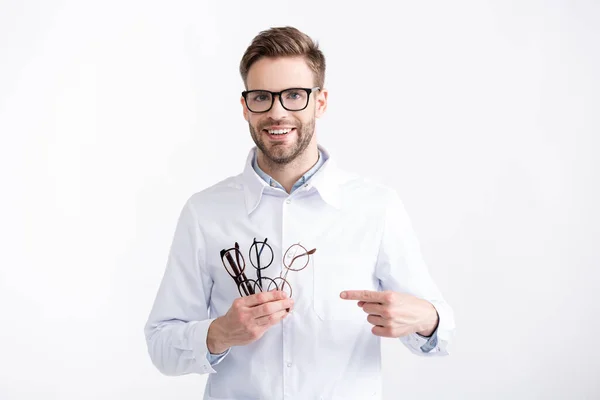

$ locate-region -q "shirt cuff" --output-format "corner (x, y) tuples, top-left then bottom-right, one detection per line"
(206, 348), (230, 365)
(415, 327), (439, 353)
(401, 329), (447, 356)
(399, 299), (453, 356)
(188, 318), (222, 374)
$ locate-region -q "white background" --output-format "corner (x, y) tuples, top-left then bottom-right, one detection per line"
(1, 1), (599, 399)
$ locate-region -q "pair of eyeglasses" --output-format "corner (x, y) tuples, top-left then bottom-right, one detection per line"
(241, 87), (320, 113)
(220, 238), (316, 298)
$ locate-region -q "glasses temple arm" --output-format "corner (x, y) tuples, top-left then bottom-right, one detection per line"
(224, 251), (253, 296)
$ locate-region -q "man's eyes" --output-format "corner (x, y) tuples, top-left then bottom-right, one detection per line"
(252, 94), (270, 102)
(250, 91), (304, 102)
(285, 91), (302, 99)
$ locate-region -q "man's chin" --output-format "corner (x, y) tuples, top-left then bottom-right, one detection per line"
(266, 153), (294, 165)
(263, 148), (298, 165)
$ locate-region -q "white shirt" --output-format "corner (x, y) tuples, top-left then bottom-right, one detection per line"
(144, 145), (455, 400)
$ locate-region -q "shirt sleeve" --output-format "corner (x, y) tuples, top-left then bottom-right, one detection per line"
(375, 189), (456, 356)
(144, 197), (229, 375)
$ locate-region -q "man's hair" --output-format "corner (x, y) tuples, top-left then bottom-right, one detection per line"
(239, 26), (326, 89)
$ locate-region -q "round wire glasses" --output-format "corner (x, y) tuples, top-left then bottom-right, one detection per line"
(220, 238), (316, 298)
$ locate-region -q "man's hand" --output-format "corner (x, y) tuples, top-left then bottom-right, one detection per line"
(207, 290), (293, 354)
(340, 290), (438, 338)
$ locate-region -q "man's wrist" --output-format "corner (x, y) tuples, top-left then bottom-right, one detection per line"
(416, 301), (439, 337)
(207, 317), (230, 354)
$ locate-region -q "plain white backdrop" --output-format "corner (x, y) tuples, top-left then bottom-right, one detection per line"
(1, 0), (599, 399)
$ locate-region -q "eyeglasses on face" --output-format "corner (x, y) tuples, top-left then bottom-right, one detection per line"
(241, 87), (320, 113)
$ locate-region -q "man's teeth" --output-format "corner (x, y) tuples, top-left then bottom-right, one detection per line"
(268, 128), (293, 135)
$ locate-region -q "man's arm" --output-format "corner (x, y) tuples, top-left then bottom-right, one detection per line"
(373, 189), (455, 356)
(143, 198), (228, 376)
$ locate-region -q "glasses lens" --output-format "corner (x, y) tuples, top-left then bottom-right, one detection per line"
(237, 278), (254, 297)
(222, 248), (245, 278)
(246, 91), (272, 112)
(271, 277), (292, 298)
(281, 89), (308, 111)
(283, 244), (315, 272)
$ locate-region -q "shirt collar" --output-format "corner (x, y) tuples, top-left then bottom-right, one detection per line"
(252, 147), (326, 192)
(241, 144), (343, 215)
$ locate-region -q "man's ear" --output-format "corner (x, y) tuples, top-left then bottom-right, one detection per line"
(241, 96), (249, 121)
(315, 88), (328, 119)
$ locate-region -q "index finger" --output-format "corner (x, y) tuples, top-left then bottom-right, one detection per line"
(340, 290), (387, 303)
(242, 290), (288, 307)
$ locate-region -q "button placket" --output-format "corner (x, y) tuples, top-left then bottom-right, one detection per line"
(281, 196), (291, 399)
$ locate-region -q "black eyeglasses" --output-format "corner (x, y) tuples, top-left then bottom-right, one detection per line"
(241, 87), (320, 113)
(220, 238), (316, 298)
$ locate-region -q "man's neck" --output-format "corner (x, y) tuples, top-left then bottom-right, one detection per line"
(257, 147), (319, 193)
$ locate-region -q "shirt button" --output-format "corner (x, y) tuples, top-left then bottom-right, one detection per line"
(285, 199), (291, 204)
(287, 363), (292, 367)
(270, 181), (277, 187)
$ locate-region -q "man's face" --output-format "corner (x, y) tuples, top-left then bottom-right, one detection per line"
(241, 56), (327, 165)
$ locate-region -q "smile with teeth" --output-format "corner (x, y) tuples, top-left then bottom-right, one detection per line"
(267, 128), (294, 135)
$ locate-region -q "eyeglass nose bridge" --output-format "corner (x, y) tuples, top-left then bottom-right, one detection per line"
(271, 92), (288, 113)
(257, 90), (293, 114)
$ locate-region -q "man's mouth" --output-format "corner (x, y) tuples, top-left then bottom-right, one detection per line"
(262, 127), (296, 136)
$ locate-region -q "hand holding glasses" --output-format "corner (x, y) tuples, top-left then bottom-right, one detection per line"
(208, 239), (316, 354)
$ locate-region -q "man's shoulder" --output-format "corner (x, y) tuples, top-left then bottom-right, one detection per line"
(334, 166), (399, 204)
(185, 173), (245, 207)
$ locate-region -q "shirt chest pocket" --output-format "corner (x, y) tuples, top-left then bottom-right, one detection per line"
(311, 254), (379, 321)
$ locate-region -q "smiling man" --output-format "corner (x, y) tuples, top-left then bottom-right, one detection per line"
(242, 54), (325, 193)
(144, 26), (455, 400)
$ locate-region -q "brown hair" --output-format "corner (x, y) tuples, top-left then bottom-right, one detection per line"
(239, 26), (326, 89)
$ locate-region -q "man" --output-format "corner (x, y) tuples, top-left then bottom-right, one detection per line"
(144, 26), (455, 399)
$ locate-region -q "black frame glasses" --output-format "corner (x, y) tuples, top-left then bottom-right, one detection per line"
(241, 87), (320, 113)
(220, 238), (316, 298)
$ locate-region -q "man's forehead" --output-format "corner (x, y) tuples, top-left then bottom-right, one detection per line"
(246, 56), (314, 90)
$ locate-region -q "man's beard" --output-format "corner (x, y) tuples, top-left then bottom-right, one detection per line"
(249, 117), (315, 165)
